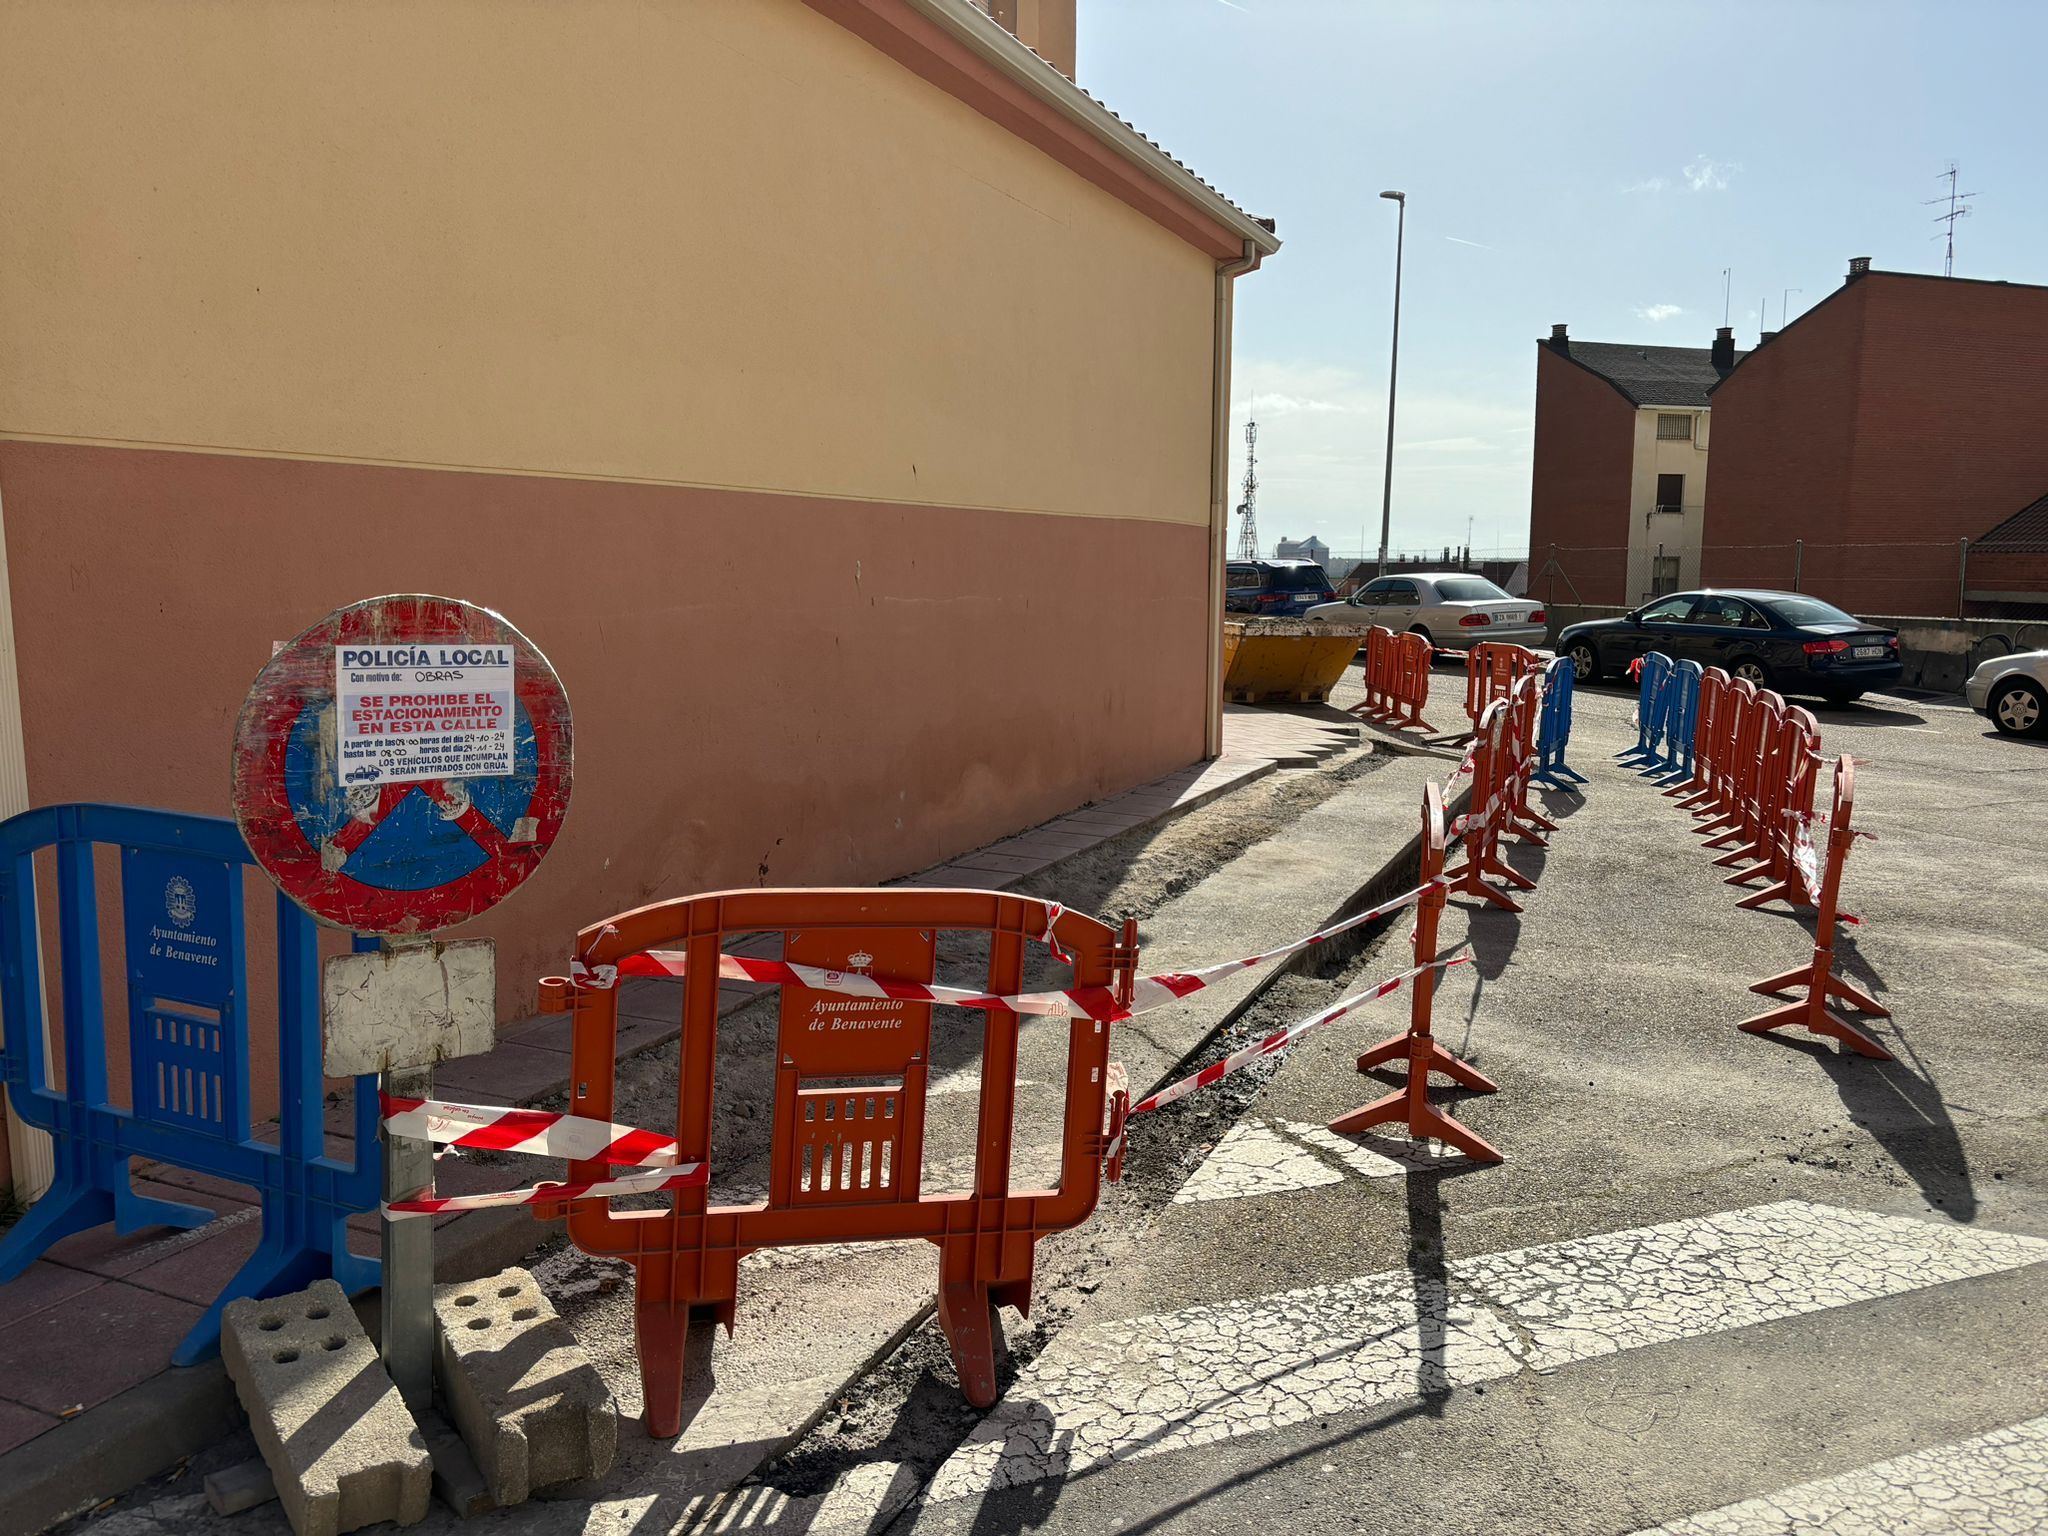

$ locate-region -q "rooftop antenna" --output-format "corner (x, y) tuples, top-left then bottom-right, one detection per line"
(1926, 161), (1976, 277)
(1721, 268), (1732, 327)
(1235, 419), (1260, 561)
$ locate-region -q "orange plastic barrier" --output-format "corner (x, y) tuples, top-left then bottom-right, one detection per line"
(1463, 642), (1541, 731)
(1446, 694), (1536, 912)
(1666, 665), (1728, 804)
(1505, 671), (1558, 844)
(1330, 779), (1502, 1162)
(1688, 674), (1755, 832)
(1703, 688), (1780, 856)
(1726, 707), (1821, 909)
(1740, 758), (1891, 1058)
(536, 889), (1137, 1435)
(1350, 627), (1437, 734)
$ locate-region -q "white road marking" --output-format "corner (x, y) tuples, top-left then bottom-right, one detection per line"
(922, 1200), (2048, 1503)
(1174, 1119), (1466, 1204)
(1627, 1414), (2048, 1534)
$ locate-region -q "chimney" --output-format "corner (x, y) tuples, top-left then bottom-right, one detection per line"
(1710, 326), (1735, 369)
(982, 0), (1077, 78)
(1846, 256), (1872, 283)
(1759, 330), (1779, 344)
(1548, 323), (1570, 355)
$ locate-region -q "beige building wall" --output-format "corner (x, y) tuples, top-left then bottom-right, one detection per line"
(0, 0), (1214, 528)
(1625, 408), (1712, 602)
(0, 0), (1262, 1144)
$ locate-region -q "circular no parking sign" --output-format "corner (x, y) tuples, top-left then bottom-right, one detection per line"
(232, 594), (573, 933)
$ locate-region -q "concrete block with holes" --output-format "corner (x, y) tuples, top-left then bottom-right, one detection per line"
(432, 1267), (617, 1505)
(220, 1279), (432, 1536)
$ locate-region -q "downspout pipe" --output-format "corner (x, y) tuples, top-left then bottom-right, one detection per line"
(1206, 237), (1266, 758)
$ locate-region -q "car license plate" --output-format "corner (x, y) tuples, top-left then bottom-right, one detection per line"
(1853, 645), (1885, 659)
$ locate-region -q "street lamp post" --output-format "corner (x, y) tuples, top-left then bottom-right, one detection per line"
(1376, 190), (1406, 577)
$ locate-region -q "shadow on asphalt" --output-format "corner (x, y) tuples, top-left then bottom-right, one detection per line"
(1045, 1161), (1491, 1536)
(1753, 1031), (1978, 1223)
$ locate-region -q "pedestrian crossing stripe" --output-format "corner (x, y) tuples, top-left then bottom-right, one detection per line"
(923, 1200), (2048, 1505)
(1625, 1413), (2048, 1535)
(1174, 1118), (1468, 1204)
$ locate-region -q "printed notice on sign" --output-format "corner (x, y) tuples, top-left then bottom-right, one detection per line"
(335, 645), (516, 787)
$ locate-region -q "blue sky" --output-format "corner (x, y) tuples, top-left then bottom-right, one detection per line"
(1078, 0), (2045, 562)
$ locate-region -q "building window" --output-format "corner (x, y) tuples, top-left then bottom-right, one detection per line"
(1655, 473), (1685, 514)
(1657, 413), (1692, 442)
(1650, 555), (1681, 596)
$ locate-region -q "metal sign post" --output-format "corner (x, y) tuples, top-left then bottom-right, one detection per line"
(232, 594), (573, 1411)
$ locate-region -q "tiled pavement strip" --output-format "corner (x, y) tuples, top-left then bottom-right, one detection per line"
(0, 706), (1357, 1473)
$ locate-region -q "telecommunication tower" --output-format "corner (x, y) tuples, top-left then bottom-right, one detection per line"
(1234, 419), (1260, 562)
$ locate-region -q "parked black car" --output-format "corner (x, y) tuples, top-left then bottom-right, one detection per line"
(1557, 589), (1902, 704)
(1224, 558), (1337, 617)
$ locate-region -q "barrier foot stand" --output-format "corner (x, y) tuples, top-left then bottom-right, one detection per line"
(1694, 807), (1741, 834)
(1738, 990), (1893, 1060)
(1448, 862), (1528, 911)
(1750, 962), (1887, 1017)
(1720, 858), (1772, 886)
(1515, 798), (1560, 834)
(938, 1280), (1007, 1410)
(1354, 1029), (1500, 1094)
(1712, 840), (1769, 871)
(1735, 876), (1807, 911)
(1331, 1041), (1503, 1164)
(1663, 774), (1709, 800)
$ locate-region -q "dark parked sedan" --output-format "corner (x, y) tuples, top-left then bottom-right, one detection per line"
(1557, 589), (1902, 704)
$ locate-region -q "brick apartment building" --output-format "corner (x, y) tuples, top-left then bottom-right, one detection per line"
(1526, 325), (1743, 606)
(1703, 259), (2048, 616)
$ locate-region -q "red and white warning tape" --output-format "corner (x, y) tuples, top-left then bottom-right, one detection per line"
(384, 1161), (708, 1219)
(380, 1093), (687, 1168)
(567, 877), (1447, 1026)
(1129, 953), (1471, 1116)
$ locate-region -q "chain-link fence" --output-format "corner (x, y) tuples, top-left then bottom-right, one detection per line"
(1530, 539), (1995, 620)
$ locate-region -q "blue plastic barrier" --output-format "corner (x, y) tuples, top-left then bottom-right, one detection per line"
(1618, 651), (1674, 767)
(1655, 661), (1704, 783)
(0, 804), (378, 1364)
(1533, 655), (1587, 788)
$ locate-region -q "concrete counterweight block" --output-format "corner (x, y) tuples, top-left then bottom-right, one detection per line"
(433, 1267), (618, 1506)
(221, 1280), (432, 1536)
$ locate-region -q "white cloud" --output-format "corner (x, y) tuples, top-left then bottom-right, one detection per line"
(1683, 155), (1737, 191)
(1635, 304), (1684, 322)
(1624, 156), (1739, 195)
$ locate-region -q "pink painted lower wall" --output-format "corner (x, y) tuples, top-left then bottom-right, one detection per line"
(0, 441), (1212, 1117)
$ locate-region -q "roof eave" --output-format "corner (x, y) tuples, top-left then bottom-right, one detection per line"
(820, 0), (1279, 261)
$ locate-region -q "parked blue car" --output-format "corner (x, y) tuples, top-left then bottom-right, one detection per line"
(1557, 589), (1902, 704)
(1224, 559), (1336, 617)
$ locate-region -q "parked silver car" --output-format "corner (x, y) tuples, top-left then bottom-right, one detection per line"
(1965, 649), (2048, 736)
(1305, 572), (1545, 649)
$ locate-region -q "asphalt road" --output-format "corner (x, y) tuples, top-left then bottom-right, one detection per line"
(73, 674), (2047, 1536)
(892, 674), (2048, 1536)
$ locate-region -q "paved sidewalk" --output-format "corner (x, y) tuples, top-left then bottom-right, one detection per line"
(0, 702), (1354, 1526)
